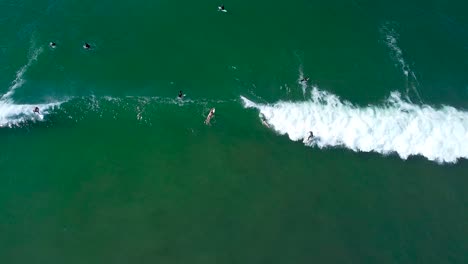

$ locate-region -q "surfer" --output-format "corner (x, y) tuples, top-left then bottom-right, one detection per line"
(33, 107), (40, 114)
(205, 108), (215, 125)
(218, 5), (226, 11)
(260, 114), (270, 128)
(83, 43), (91, 50)
(178, 90), (184, 99)
(49, 42), (56, 48)
(300, 77), (310, 83)
(307, 131), (314, 141)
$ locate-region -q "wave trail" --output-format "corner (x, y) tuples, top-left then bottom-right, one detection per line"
(381, 23), (422, 102)
(0, 43), (62, 128)
(241, 88), (468, 163)
(1, 46), (43, 101)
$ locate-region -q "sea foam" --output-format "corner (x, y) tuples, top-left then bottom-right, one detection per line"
(0, 45), (63, 127)
(0, 101), (60, 127)
(241, 88), (468, 163)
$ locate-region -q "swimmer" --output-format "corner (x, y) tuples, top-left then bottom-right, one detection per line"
(49, 42), (56, 48)
(83, 43), (91, 50)
(205, 108), (215, 125)
(178, 90), (184, 99)
(33, 107), (40, 114)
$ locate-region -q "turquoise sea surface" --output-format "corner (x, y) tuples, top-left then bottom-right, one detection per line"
(1, 0), (467, 263)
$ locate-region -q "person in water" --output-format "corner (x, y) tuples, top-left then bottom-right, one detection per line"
(83, 43), (91, 49)
(33, 107), (40, 114)
(301, 77), (310, 83)
(307, 131), (314, 141)
(219, 5), (225, 11)
(178, 90), (183, 99)
(260, 114), (270, 128)
(205, 108), (215, 125)
(49, 42), (56, 48)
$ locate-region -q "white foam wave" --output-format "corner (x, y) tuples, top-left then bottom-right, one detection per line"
(0, 101), (61, 128)
(0, 43), (64, 128)
(241, 89), (468, 163)
(1, 46), (43, 101)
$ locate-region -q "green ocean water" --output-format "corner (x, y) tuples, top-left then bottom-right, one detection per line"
(1, 0), (468, 263)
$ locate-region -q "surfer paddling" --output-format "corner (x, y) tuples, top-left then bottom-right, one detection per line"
(205, 108), (215, 125)
(178, 90), (184, 99)
(83, 43), (91, 50)
(49, 42), (56, 48)
(300, 77), (310, 83)
(218, 5), (227, 12)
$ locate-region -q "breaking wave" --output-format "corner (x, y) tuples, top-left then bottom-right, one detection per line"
(0, 44), (64, 128)
(241, 88), (468, 163)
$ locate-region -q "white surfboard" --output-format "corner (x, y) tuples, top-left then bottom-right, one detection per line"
(218, 7), (227, 12)
(205, 108), (216, 125)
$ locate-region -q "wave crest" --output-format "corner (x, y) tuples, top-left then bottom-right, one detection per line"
(241, 89), (468, 163)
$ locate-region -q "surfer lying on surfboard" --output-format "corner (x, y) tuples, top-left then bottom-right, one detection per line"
(218, 5), (227, 12)
(260, 114), (270, 128)
(205, 108), (215, 125)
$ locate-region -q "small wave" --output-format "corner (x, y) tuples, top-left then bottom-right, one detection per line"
(1, 95), (234, 128)
(0, 101), (61, 128)
(49, 96), (234, 125)
(241, 88), (468, 164)
(0, 42), (61, 128)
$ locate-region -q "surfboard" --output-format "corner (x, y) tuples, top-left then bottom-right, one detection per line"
(218, 7), (227, 12)
(33, 112), (44, 120)
(205, 108), (215, 125)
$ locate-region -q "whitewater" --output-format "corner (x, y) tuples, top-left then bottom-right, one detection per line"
(241, 23), (467, 164)
(241, 88), (468, 163)
(0, 44), (62, 128)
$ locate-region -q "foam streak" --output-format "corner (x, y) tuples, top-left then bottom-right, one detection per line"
(381, 23), (422, 102)
(1, 46), (43, 101)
